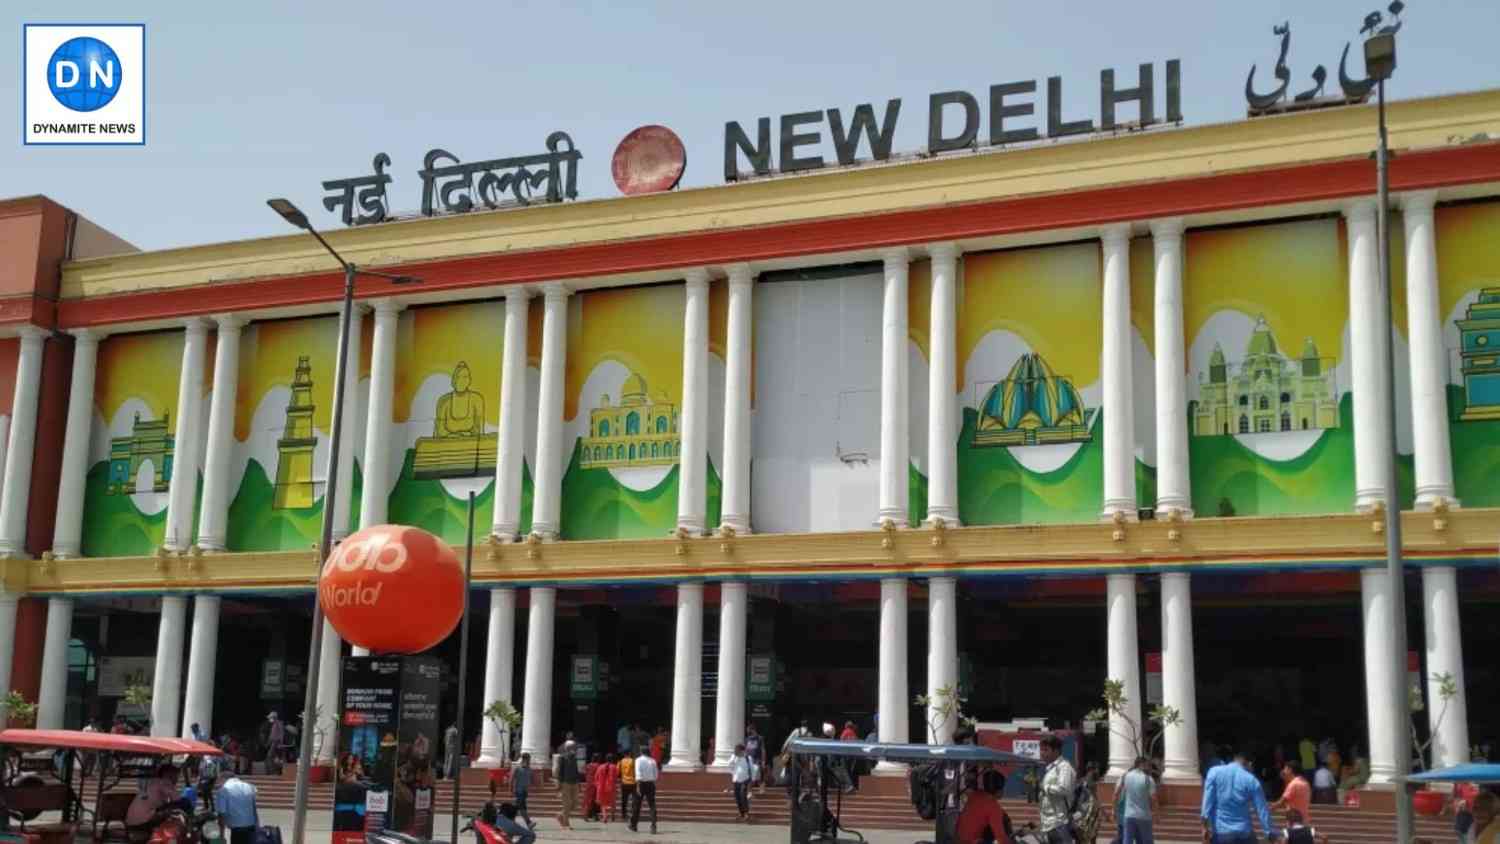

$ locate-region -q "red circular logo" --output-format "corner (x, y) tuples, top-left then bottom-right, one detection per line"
(611, 125), (686, 195)
(319, 524), (465, 654)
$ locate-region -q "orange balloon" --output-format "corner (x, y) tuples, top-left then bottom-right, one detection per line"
(319, 524), (465, 654)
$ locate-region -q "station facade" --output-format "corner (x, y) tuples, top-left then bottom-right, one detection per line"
(1, 89), (1499, 794)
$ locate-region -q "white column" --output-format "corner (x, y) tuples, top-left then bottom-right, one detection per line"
(332, 305), (365, 541)
(1346, 201), (1389, 512)
(196, 317), (245, 551)
(710, 581), (748, 770)
(0, 327), (48, 557)
(179, 596), (220, 737)
(0, 591), (17, 706)
(1101, 225), (1138, 519)
(52, 330), (102, 558)
(530, 285), (571, 539)
(492, 290), (531, 539)
(1422, 567), (1470, 770)
(518, 587), (556, 764)
(150, 596), (187, 737)
(1151, 219), (1193, 516)
(1159, 573), (1201, 783)
(1360, 568), (1400, 784)
(719, 266), (754, 534)
(925, 245), (961, 526)
(313, 619), (342, 765)
(874, 577), (910, 773)
(1402, 192), (1457, 508)
(164, 320), (209, 552)
(926, 576), (959, 744)
(1105, 573), (1142, 779)
(477, 588), (517, 766)
(665, 583), (704, 770)
(36, 597), (73, 729)
(360, 300), (403, 529)
(677, 271), (710, 534)
(878, 250), (911, 526)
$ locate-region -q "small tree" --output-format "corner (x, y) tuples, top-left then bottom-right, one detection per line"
(2, 691), (37, 728)
(914, 684), (976, 744)
(484, 700), (523, 761)
(1085, 678), (1182, 760)
(1409, 672), (1457, 772)
(123, 684), (153, 729)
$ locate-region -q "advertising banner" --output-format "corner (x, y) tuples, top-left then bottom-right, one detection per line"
(333, 656), (441, 844)
(260, 660), (285, 700)
(747, 655), (776, 703)
(97, 656), (154, 697)
(571, 655), (598, 700)
(392, 659), (441, 839)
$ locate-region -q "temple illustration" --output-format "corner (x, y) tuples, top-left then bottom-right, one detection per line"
(579, 371), (680, 468)
(273, 356), (318, 509)
(972, 353), (1096, 447)
(1192, 315), (1339, 436)
(412, 361), (498, 479)
(1457, 287), (1500, 421)
(106, 413), (174, 494)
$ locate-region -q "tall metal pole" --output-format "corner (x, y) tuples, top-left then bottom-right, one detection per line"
(1375, 78), (1414, 844)
(291, 263), (357, 844)
(450, 492), (477, 844)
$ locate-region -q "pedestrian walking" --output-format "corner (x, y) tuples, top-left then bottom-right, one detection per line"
(196, 743), (222, 813)
(728, 744), (754, 822)
(582, 753), (600, 820)
(264, 713), (284, 773)
(1037, 734), (1077, 844)
(744, 724), (766, 792)
(630, 745), (659, 834)
(511, 753), (535, 829)
(595, 753), (619, 824)
(443, 723), (459, 780)
(618, 748), (637, 819)
(1200, 748), (1278, 844)
(1270, 761), (1311, 825)
(1116, 756), (1156, 844)
(555, 739), (581, 829)
(213, 774), (259, 844)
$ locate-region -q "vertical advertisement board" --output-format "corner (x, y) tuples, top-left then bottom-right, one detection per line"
(333, 656), (441, 844)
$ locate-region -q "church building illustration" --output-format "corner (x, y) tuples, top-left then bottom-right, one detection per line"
(579, 372), (681, 468)
(1192, 315), (1338, 437)
(972, 353), (1096, 447)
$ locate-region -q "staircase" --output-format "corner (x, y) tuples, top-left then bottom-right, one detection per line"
(241, 775), (1454, 842)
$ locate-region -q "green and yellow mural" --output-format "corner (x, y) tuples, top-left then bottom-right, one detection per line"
(1184, 217), (1356, 517)
(955, 241), (1106, 525)
(81, 330), (189, 556)
(559, 283), (720, 539)
(1436, 200), (1500, 506)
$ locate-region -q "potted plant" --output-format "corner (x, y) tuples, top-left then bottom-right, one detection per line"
(2, 690), (38, 728)
(1409, 672), (1458, 816)
(123, 683), (153, 732)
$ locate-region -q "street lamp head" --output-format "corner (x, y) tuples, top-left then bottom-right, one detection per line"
(1364, 31), (1397, 82)
(267, 198), (312, 231)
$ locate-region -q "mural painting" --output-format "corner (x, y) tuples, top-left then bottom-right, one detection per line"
(1436, 200), (1500, 506)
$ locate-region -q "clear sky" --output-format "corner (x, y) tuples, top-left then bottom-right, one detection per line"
(4, 0), (1497, 251)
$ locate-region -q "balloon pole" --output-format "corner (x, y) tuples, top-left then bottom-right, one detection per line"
(450, 492), (476, 844)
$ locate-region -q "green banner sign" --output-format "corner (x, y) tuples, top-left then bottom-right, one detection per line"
(747, 655), (776, 702)
(571, 655), (598, 700)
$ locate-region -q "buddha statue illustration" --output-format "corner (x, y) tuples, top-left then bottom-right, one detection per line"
(434, 362), (484, 438)
(412, 361), (498, 479)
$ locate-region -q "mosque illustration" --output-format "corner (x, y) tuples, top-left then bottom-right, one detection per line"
(412, 361), (497, 479)
(1457, 287), (1500, 421)
(1191, 315), (1339, 437)
(106, 413), (174, 495)
(272, 356), (318, 509)
(579, 372), (681, 468)
(972, 353), (1096, 447)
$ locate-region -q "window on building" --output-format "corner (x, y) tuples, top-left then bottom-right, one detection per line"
(1302, 418), (1310, 430)
(1281, 412), (1292, 431)
(606, 445), (614, 460)
(593, 447), (602, 461)
(1239, 415), (1250, 434)
(1258, 396), (1270, 411)
(629, 444), (636, 460)
(652, 443), (659, 458)
(1280, 392), (1291, 404)
(1258, 419), (1272, 432)
(1238, 395), (1249, 406)
(599, 419), (610, 437)
(626, 412), (641, 436)
(656, 416), (668, 434)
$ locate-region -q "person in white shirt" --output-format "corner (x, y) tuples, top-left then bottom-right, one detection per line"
(630, 749), (659, 833)
(728, 744), (753, 822)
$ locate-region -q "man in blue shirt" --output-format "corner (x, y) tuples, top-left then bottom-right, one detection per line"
(1201, 749), (1280, 843)
(214, 775), (259, 844)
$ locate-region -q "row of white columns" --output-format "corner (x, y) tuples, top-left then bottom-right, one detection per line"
(13, 194), (1469, 783)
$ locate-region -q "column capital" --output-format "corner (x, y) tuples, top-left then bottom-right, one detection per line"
(371, 298), (406, 317)
(1148, 217), (1185, 241)
(67, 327), (104, 344)
(503, 285), (533, 303)
(1400, 189), (1439, 216)
(677, 581), (705, 597)
(1100, 223), (1133, 248)
(540, 281), (572, 301)
(880, 246), (911, 265)
(1344, 197), (1378, 222)
(182, 317), (211, 336)
(725, 263), (755, 286)
(211, 314), (248, 332)
(1160, 570), (1192, 586)
(684, 267), (711, 289)
(16, 325), (50, 343)
(926, 242), (959, 262)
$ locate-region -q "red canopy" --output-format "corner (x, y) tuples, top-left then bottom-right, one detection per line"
(0, 729), (223, 756)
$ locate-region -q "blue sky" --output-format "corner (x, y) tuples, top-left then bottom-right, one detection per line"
(4, 0), (1497, 251)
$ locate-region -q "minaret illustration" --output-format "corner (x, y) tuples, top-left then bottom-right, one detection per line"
(273, 356), (318, 509)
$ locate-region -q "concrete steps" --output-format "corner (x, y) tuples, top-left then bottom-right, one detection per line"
(235, 776), (1454, 842)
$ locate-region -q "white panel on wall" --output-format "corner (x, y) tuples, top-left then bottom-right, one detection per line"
(753, 270), (882, 533)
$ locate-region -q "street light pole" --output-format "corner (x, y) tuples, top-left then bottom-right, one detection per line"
(266, 199), (419, 844)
